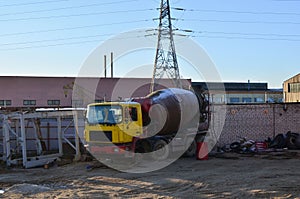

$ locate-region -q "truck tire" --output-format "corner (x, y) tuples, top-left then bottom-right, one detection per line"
(152, 139), (170, 161)
(184, 140), (197, 157)
(135, 140), (152, 153)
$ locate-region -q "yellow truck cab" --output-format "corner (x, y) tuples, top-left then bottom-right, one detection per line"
(84, 101), (143, 154)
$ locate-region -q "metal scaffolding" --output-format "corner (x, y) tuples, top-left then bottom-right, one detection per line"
(0, 110), (83, 168)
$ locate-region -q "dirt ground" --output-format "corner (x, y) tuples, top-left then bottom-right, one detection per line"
(0, 151), (300, 199)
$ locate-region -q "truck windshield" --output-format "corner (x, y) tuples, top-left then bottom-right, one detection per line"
(87, 105), (122, 124)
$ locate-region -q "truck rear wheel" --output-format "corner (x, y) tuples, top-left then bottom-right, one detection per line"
(152, 139), (169, 161)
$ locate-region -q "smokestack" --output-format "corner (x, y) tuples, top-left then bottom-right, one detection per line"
(248, 79), (250, 91)
(111, 52), (113, 78)
(104, 55), (107, 78)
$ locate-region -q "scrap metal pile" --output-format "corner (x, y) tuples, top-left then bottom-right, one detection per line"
(220, 131), (300, 154)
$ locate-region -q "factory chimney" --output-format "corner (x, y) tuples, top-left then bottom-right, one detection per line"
(111, 52), (113, 78)
(104, 55), (107, 78)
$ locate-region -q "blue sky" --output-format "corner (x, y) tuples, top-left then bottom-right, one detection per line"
(0, 0), (300, 88)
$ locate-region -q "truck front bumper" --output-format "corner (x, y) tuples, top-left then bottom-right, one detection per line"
(85, 143), (134, 158)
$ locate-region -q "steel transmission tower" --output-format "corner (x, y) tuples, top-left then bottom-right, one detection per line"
(150, 0), (182, 93)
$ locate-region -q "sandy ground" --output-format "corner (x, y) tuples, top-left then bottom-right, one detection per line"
(0, 151), (300, 199)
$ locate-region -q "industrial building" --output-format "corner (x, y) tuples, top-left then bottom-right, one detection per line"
(0, 76), (283, 110)
(192, 82), (283, 104)
(0, 76), (187, 109)
(283, 73), (300, 103)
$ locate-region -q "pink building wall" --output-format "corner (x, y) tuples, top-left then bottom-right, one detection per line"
(0, 76), (191, 109)
(0, 76), (75, 108)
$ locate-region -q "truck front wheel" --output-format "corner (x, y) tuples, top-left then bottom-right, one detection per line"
(152, 139), (169, 161)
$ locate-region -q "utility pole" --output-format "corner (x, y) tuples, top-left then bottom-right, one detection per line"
(150, 0), (182, 93)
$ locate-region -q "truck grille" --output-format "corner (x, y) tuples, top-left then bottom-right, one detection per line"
(89, 131), (112, 142)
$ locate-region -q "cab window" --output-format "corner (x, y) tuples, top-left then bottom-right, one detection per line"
(129, 107), (138, 121)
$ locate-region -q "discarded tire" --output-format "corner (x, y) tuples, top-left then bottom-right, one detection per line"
(295, 135), (300, 149)
(230, 142), (241, 151)
(286, 132), (300, 150)
(269, 134), (286, 149)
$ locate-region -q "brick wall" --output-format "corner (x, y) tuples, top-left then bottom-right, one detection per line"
(211, 103), (300, 146)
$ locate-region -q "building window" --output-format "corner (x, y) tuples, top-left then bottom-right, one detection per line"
(230, 97), (240, 103)
(0, 100), (12, 106)
(48, 100), (60, 106)
(254, 98), (264, 103)
(242, 97), (252, 103)
(23, 100), (36, 106)
(289, 83), (300, 93)
(72, 100), (84, 107)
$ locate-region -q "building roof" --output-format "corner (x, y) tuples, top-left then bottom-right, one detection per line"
(192, 82), (268, 91)
(283, 73), (300, 83)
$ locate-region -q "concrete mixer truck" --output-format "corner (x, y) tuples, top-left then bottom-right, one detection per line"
(83, 88), (209, 160)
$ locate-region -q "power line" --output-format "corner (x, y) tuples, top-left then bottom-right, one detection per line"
(181, 29), (300, 38)
(0, 29), (149, 46)
(0, 34), (149, 51)
(181, 18), (300, 25)
(0, 39), (102, 51)
(0, 8), (155, 22)
(172, 7), (300, 16)
(0, 0), (69, 7)
(3, 28), (299, 46)
(0, 19), (151, 37)
(177, 28), (300, 40)
(0, 33), (114, 46)
(0, 0), (139, 16)
(2, 30), (300, 52)
(190, 35), (300, 42)
(3, 29), (300, 52)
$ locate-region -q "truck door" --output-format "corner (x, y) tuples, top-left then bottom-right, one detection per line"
(124, 105), (143, 137)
